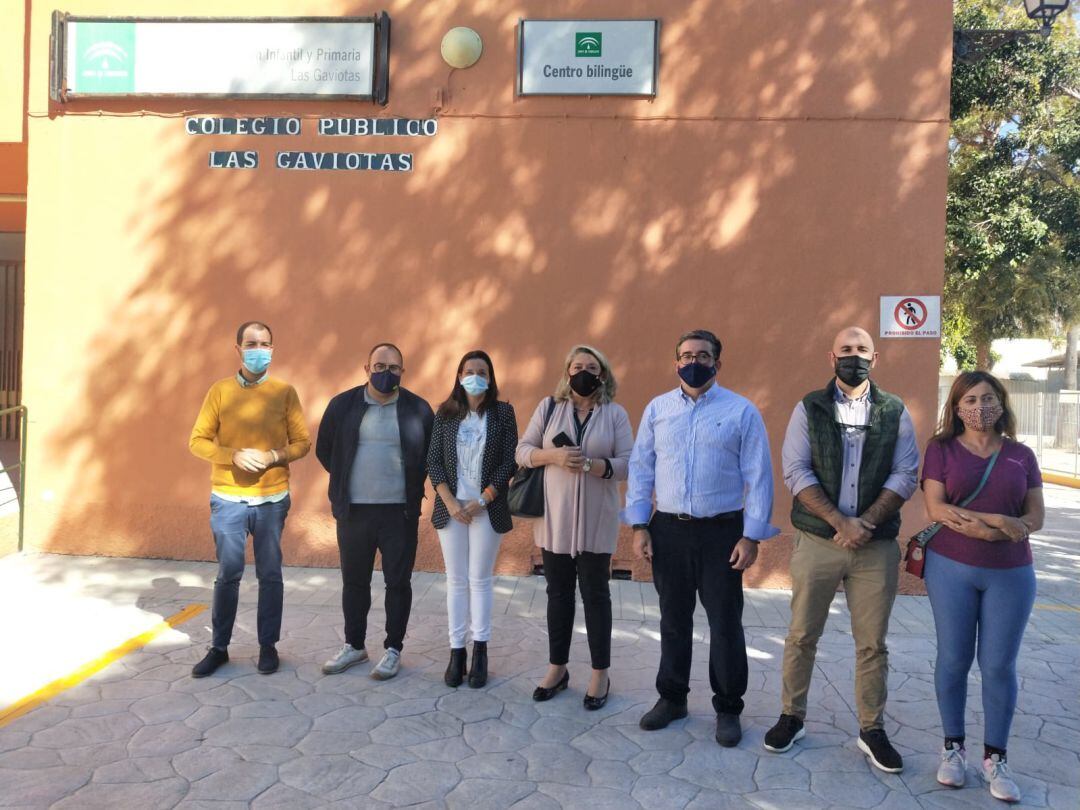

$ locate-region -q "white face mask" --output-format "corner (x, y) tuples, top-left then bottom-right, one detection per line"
(461, 374), (489, 396)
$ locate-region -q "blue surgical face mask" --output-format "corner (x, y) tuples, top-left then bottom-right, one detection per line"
(678, 361), (716, 389)
(460, 374), (489, 396)
(370, 369), (400, 394)
(241, 348), (272, 374)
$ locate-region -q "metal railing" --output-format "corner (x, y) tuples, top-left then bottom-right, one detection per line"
(0, 405), (26, 552)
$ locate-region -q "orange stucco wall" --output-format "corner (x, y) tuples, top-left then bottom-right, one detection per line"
(22, 0), (952, 590)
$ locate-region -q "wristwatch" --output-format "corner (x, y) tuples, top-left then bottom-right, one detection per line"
(582, 458), (593, 473)
(476, 497), (487, 509)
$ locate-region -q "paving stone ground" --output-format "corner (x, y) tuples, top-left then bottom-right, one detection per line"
(0, 485), (1077, 808)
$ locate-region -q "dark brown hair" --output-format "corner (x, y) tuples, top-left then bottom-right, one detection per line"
(368, 342), (404, 365)
(675, 329), (722, 359)
(236, 321), (272, 345)
(437, 350), (499, 419)
(933, 370), (1017, 442)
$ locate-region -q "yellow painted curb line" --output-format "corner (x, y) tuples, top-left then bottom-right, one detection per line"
(1034, 603), (1080, 613)
(1043, 472), (1080, 489)
(0, 603), (206, 728)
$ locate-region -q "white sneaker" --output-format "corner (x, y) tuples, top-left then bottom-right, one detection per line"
(936, 745), (966, 787)
(322, 644), (368, 674)
(982, 754), (1021, 803)
(371, 648), (401, 680)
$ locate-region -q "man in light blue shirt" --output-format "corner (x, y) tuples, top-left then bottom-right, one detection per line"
(625, 329), (778, 747)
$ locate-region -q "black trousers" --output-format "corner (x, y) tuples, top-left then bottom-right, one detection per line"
(650, 511), (747, 715)
(336, 504), (419, 652)
(542, 548), (612, 670)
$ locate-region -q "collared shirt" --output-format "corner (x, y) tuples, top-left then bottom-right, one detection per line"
(781, 385), (919, 515)
(214, 370), (285, 504)
(623, 384), (779, 540)
(235, 370), (268, 388)
(348, 388), (406, 504)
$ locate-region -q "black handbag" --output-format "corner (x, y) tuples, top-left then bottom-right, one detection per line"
(507, 397), (557, 518)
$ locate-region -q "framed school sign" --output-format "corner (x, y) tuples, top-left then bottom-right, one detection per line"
(517, 19), (660, 97)
(50, 13), (391, 103)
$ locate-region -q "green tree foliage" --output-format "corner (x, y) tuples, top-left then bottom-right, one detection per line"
(946, 0), (1080, 369)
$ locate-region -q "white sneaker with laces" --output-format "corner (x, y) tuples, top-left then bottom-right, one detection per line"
(322, 644), (368, 674)
(982, 754), (1021, 803)
(371, 648), (401, 680)
(936, 745), (966, 787)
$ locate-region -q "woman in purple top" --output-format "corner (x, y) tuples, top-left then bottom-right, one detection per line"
(921, 371), (1044, 804)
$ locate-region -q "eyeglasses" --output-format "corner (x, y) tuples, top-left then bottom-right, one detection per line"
(372, 363), (403, 375)
(678, 352), (714, 364)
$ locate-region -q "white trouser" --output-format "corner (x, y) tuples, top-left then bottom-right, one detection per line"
(437, 512), (501, 648)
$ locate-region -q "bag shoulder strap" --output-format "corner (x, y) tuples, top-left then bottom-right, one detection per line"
(915, 447), (1001, 549)
(957, 448), (1001, 508)
(541, 397), (557, 433)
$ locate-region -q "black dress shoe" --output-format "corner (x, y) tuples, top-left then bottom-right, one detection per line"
(257, 644), (279, 674)
(532, 670), (569, 702)
(444, 647), (467, 687)
(639, 697), (688, 730)
(715, 712), (742, 747)
(583, 677), (611, 711)
(467, 641), (488, 689)
(192, 646), (228, 678)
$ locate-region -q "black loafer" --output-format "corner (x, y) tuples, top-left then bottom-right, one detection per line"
(532, 670), (569, 702)
(192, 646), (228, 678)
(639, 697), (688, 730)
(583, 677), (611, 711)
(257, 644), (279, 675)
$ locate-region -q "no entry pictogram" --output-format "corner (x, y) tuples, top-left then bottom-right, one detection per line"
(894, 297), (927, 331)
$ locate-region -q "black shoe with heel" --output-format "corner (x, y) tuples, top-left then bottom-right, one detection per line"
(444, 647), (467, 687)
(467, 641), (488, 688)
(532, 669), (569, 702)
(583, 676), (610, 711)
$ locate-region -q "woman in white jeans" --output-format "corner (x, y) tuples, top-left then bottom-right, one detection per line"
(426, 350), (518, 688)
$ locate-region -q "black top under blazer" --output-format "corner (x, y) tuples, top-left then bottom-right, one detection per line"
(426, 400), (519, 534)
(315, 384), (435, 521)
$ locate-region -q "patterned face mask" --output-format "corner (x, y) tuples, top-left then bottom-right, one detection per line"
(958, 403), (1003, 432)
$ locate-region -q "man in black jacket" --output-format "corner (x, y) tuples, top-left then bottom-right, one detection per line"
(316, 343), (434, 680)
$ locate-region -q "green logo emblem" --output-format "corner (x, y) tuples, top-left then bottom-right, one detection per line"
(575, 32), (602, 58)
(74, 22), (135, 93)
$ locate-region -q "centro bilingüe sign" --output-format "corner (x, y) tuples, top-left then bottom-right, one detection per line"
(518, 19), (659, 96)
(50, 13), (391, 103)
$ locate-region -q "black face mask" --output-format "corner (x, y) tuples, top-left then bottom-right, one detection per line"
(569, 370), (603, 397)
(834, 355), (872, 387)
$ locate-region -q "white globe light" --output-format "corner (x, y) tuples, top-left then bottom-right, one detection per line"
(441, 27), (483, 69)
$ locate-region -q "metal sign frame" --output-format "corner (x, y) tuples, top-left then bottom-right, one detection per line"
(516, 18), (660, 97)
(50, 12), (392, 105)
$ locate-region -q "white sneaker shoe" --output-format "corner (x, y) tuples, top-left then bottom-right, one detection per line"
(371, 648), (401, 680)
(322, 644), (368, 674)
(982, 754), (1021, 803)
(936, 745), (966, 787)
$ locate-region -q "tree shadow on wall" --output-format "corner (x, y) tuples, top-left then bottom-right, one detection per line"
(37, 0), (950, 583)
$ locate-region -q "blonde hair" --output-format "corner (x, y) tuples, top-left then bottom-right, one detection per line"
(553, 345), (617, 404)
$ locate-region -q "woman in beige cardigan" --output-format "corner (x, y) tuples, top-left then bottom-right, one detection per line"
(515, 345), (634, 710)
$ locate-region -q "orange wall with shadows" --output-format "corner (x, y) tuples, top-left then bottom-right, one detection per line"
(21, 0), (952, 593)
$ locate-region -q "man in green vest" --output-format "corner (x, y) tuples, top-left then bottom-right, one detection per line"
(763, 326), (919, 773)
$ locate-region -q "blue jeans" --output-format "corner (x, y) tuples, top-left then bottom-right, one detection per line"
(209, 494), (290, 649)
(925, 549), (1035, 749)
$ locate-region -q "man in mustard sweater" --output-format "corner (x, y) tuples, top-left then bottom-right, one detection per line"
(189, 321), (311, 677)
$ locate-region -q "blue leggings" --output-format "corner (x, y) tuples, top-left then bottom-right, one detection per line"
(924, 550), (1035, 749)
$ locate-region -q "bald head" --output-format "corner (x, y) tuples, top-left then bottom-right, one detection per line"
(832, 326), (874, 357)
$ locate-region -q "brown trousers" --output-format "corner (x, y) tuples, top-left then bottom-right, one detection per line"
(780, 529), (900, 730)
